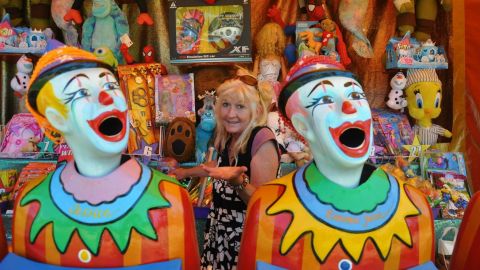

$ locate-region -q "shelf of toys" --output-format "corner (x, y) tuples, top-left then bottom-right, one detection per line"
(0, 0), (479, 269)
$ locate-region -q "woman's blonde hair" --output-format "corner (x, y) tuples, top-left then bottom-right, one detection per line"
(214, 74), (271, 159)
(255, 22), (286, 58)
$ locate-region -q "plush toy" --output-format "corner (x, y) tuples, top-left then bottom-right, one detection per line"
(93, 46), (118, 68)
(253, 22), (287, 99)
(386, 71), (408, 112)
(195, 90), (216, 163)
(405, 68), (452, 146)
(0, 46), (200, 269)
(51, 0), (80, 47)
(238, 56), (435, 269)
(81, 0), (130, 64)
(165, 117), (196, 163)
(142, 45), (155, 63)
(338, 0), (374, 58)
(64, 0), (153, 26)
(10, 54), (33, 97)
(394, 0), (452, 41)
(267, 2), (351, 66)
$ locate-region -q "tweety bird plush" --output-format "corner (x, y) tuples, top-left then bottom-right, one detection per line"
(405, 68), (452, 146)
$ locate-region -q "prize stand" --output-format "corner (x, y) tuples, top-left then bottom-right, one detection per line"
(0, 0), (479, 269)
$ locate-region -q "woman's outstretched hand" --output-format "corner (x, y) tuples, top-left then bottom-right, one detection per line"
(201, 165), (247, 185)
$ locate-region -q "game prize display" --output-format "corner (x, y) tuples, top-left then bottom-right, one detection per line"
(168, 0), (252, 64)
(118, 63), (164, 156)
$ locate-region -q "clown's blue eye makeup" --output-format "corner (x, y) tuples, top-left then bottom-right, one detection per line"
(306, 95), (334, 110)
(64, 88), (91, 104)
(348, 91), (366, 100)
(103, 82), (120, 91)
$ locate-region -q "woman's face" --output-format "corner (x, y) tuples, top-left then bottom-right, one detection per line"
(218, 93), (252, 136)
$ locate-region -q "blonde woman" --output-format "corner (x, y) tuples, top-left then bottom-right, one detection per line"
(172, 72), (280, 270)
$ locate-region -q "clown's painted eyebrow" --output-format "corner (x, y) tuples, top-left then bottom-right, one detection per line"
(344, 81), (361, 88)
(63, 73), (88, 92)
(308, 80), (334, 97)
(99, 72), (112, 80)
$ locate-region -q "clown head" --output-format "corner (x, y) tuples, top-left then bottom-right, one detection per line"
(279, 56), (372, 186)
(27, 47), (128, 174)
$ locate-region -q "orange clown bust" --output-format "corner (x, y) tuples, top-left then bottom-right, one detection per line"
(238, 56), (435, 269)
(0, 47), (199, 269)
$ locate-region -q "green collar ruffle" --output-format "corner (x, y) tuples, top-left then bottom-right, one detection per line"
(21, 168), (176, 255)
(305, 163), (390, 214)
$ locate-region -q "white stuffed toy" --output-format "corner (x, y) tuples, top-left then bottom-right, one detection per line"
(10, 54), (33, 97)
(386, 71), (408, 112)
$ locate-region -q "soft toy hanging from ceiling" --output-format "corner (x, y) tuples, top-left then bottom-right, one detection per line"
(64, 0), (153, 26)
(394, 0), (452, 42)
(81, 0), (130, 64)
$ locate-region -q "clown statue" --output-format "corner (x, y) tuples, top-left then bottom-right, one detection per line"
(0, 47), (199, 269)
(405, 68), (452, 146)
(238, 56), (435, 269)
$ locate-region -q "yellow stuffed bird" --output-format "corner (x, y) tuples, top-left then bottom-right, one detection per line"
(405, 68), (452, 146)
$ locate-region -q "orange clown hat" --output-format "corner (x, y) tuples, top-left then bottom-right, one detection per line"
(278, 55), (357, 119)
(26, 46), (114, 142)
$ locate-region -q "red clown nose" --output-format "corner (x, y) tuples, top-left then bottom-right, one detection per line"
(342, 101), (356, 114)
(98, 91), (113, 105)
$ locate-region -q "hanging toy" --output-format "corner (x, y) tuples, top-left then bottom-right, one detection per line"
(51, 0), (80, 47)
(142, 45), (155, 63)
(93, 46), (118, 68)
(81, 0), (130, 64)
(64, 0), (153, 26)
(386, 71), (408, 112)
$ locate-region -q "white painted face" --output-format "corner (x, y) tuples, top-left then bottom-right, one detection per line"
(291, 75), (373, 167)
(45, 68), (129, 155)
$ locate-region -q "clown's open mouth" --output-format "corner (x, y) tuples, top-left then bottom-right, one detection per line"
(329, 120), (371, 158)
(87, 110), (127, 142)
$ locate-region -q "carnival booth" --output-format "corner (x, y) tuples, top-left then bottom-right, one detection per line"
(0, 0), (479, 269)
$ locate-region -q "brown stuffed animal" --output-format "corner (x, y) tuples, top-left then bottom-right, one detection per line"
(164, 117), (196, 163)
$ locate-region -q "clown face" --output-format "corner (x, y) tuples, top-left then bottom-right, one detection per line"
(45, 68), (128, 155)
(293, 76), (372, 167)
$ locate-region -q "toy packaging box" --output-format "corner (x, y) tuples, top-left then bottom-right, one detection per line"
(421, 152), (470, 219)
(295, 21), (340, 62)
(0, 113), (43, 154)
(155, 73), (196, 124)
(168, 0), (252, 64)
(0, 14), (49, 54)
(386, 32), (448, 69)
(117, 64), (163, 156)
(429, 171), (470, 219)
(371, 109), (415, 156)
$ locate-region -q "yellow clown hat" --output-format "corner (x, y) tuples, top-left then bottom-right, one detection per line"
(26, 46), (114, 142)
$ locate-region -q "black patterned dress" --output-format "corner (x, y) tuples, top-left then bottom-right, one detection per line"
(200, 127), (279, 270)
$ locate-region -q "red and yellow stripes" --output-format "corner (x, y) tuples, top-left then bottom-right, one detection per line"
(12, 180), (199, 269)
(238, 178), (434, 269)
